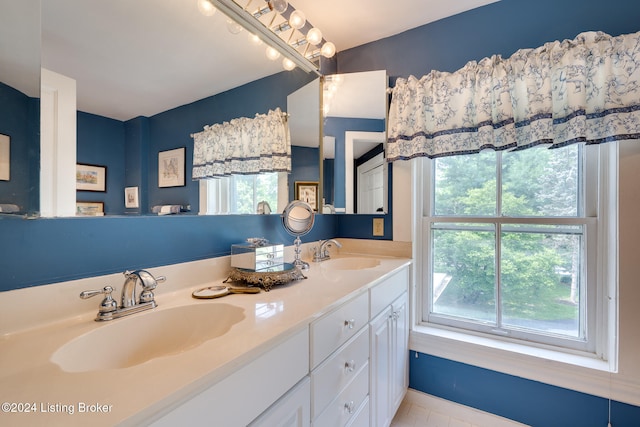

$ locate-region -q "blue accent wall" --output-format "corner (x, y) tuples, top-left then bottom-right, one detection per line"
(0, 82), (39, 214)
(332, 0), (640, 423)
(410, 352), (640, 427)
(77, 111), (126, 214)
(290, 145), (320, 203)
(0, 213), (336, 291)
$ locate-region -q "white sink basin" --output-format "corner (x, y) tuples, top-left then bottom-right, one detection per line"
(51, 303), (245, 372)
(321, 257), (381, 270)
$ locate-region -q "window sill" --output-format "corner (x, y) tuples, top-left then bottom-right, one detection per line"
(411, 324), (615, 399)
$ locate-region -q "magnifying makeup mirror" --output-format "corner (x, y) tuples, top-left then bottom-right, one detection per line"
(281, 200), (315, 270)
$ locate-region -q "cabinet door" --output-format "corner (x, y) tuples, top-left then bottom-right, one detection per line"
(369, 306), (392, 427)
(391, 292), (409, 413)
(249, 377), (310, 427)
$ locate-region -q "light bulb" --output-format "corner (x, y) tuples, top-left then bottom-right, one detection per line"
(248, 33), (263, 46)
(321, 41), (336, 58)
(289, 10), (306, 30)
(269, 0), (288, 14)
(282, 58), (296, 71)
(227, 19), (243, 34)
(197, 0), (216, 16)
(306, 28), (323, 46)
(266, 46), (281, 61)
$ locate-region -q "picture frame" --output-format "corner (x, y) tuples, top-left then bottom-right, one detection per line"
(0, 134), (9, 181)
(158, 147), (186, 188)
(76, 201), (104, 216)
(295, 181), (319, 211)
(76, 163), (107, 192)
(125, 186), (139, 208)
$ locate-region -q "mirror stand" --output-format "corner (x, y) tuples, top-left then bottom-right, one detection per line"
(281, 200), (315, 270)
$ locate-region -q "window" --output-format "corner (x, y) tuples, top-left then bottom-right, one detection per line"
(421, 144), (614, 354)
(199, 172), (287, 215)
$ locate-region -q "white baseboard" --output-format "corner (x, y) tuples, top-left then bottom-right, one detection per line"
(403, 389), (530, 427)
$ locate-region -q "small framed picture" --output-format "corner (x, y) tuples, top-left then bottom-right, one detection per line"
(0, 134), (10, 181)
(295, 181), (319, 211)
(158, 147), (186, 188)
(76, 201), (104, 216)
(76, 163), (107, 192)
(125, 186), (139, 208)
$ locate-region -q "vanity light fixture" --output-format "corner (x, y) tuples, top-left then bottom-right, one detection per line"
(197, 0), (217, 16)
(204, 0), (334, 74)
(282, 57), (296, 70)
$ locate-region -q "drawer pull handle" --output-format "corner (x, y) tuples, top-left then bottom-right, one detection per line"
(344, 360), (356, 373)
(344, 319), (356, 329)
(344, 401), (355, 414)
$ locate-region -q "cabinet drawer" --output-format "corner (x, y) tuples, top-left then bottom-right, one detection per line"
(345, 397), (369, 427)
(313, 361), (369, 427)
(311, 327), (369, 417)
(310, 291), (369, 368)
(370, 267), (409, 319)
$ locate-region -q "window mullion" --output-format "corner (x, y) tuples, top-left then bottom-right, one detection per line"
(495, 221), (502, 330)
(495, 152), (503, 330)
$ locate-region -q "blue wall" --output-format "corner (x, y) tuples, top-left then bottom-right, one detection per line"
(333, 0), (640, 424)
(0, 213), (336, 290)
(290, 145), (320, 203)
(411, 353), (640, 427)
(0, 82), (39, 214)
(77, 111), (126, 214)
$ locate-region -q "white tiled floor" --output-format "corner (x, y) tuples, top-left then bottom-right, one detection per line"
(391, 398), (479, 427)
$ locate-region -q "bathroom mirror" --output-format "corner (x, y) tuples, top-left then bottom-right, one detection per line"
(281, 200), (315, 270)
(322, 70), (388, 214)
(287, 77), (322, 208)
(30, 0), (318, 217)
(0, 1), (41, 216)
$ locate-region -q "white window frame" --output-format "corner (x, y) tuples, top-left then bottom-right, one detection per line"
(411, 143), (618, 382)
(199, 172), (288, 215)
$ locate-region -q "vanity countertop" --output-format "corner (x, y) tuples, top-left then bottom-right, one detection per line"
(0, 240), (411, 426)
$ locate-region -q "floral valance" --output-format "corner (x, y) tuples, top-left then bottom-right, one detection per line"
(387, 31), (640, 161)
(192, 108), (291, 178)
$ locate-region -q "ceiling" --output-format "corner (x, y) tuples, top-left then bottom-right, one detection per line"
(3, 0), (499, 121)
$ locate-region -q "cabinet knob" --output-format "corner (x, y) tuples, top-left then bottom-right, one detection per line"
(344, 359), (356, 373)
(344, 400), (355, 414)
(344, 319), (356, 329)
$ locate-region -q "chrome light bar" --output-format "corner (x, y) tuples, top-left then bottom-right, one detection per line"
(207, 0), (321, 75)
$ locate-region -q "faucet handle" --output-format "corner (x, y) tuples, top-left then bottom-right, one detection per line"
(80, 286), (117, 314)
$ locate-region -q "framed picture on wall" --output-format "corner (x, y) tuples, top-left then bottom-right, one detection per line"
(125, 186), (139, 208)
(0, 134), (9, 181)
(76, 163), (107, 192)
(76, 201), (104, 216)
(158, 147), (186, 188)
(295, 181), (319, 211)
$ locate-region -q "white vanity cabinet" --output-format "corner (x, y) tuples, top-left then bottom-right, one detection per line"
(148, 263), (409, 427)
(369, 267), (410, 427)
(150, 328), (309, 427)
(310, 291), (370, 426)
(248, 377), (311, 427)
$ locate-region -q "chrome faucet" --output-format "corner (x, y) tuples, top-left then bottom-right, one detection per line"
(313, 239), (343, 262)
(80, 269), (166, 321)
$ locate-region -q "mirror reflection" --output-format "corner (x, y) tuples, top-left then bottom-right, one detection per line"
(38, 0), (315, 218)
(287, 78), (321, 209)
(3, 2), (389, 218)
(0, 1), (41, 216)
(321, 70), (388, 214)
